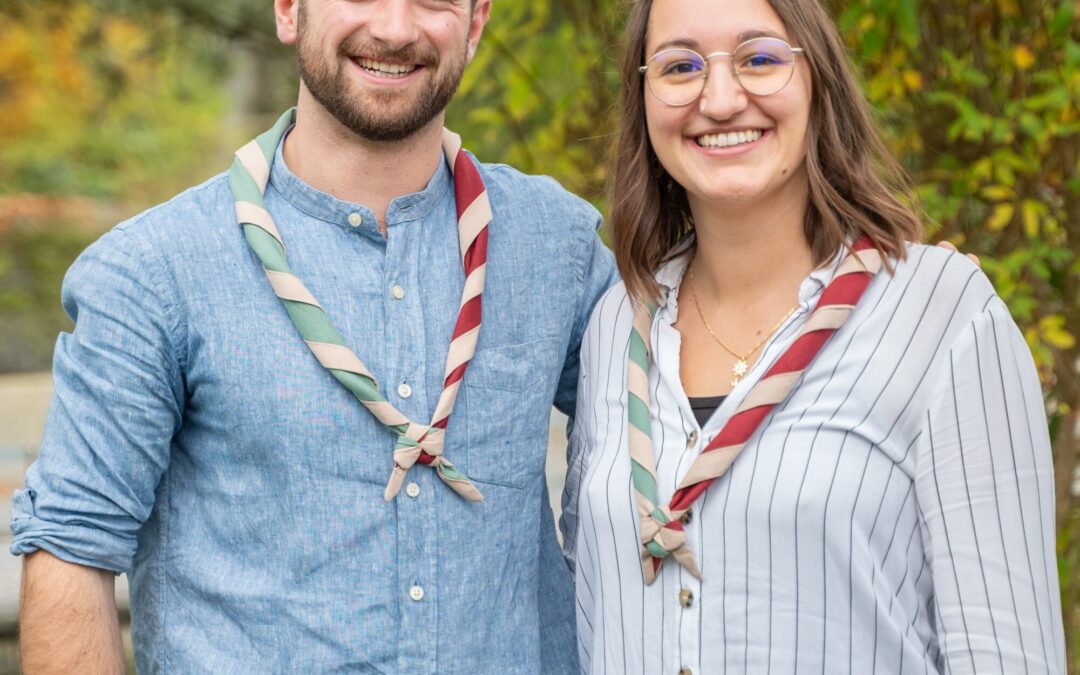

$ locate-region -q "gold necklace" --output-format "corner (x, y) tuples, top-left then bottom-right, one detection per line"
(686, 265), (800, 386)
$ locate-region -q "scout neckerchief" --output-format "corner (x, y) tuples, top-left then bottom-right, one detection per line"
(629, 236), (884, 582)
(230, 108), (488, 503)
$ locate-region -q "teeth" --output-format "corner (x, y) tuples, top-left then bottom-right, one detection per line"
(696, 129), (763, 148)
(357, 58), (418, 77)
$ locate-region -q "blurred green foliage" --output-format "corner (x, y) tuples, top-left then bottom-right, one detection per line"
(0, 3), (229, 201)
(1, 0), (1078, 664)
(0, 222), (100, 373)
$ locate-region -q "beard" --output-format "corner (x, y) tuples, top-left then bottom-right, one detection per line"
(296, 14), (468, 143)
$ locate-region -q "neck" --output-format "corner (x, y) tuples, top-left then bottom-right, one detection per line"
(282, 87), (445, 227)
(687, 177), (814, 306)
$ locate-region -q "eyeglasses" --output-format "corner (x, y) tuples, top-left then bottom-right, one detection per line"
(639, 37), (805, 106)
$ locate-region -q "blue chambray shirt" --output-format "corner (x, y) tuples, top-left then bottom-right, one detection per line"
(10, 135), (617, 673)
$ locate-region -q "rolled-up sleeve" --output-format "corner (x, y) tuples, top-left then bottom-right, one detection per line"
(914, 299), (1065, 673)
(10, 226), (184, 573)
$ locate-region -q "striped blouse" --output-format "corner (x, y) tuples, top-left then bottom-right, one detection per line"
(561, 243), (1065, 674)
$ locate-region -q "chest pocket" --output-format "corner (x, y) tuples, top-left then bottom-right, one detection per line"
(463, 336), (561, 489)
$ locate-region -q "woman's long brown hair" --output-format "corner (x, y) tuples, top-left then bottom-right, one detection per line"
(609, 0), (924, 304)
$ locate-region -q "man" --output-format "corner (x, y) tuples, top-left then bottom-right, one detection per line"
(11, 0), (616, 672)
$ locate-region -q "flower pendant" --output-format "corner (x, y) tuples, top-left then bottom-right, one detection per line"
(730, 359), (750, 386)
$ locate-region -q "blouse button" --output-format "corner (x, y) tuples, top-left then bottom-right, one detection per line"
(687, 430), (699, 448)
(679, 587), (694, 608)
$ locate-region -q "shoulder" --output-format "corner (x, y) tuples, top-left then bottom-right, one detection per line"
(581, 282), (636, 356)
(73, 172), (235, 272)
(111, 172), (234, 247)
(66, 172), (236, 310)
(862, 242), (1016, 359)
(881, 242), (998, 321)
(475, 159), (601, 238)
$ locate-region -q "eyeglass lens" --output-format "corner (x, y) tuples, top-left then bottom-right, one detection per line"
(646, 37), (798, 105)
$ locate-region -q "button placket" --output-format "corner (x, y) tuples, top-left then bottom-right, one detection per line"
(382, 218), (435, 674)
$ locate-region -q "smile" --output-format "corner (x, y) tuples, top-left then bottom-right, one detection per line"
(695, 129), (764, 149)
(353, 57), (419, 78)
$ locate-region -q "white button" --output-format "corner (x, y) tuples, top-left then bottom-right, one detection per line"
(405, 483), (421, 498)
(398, 383), (412, 399)
(347, 212), (363, 227)
(409, 585), (425, 601)
(391, 285), (406, 300)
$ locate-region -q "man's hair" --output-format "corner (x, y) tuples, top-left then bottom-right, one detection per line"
(608, 0), (924, 304)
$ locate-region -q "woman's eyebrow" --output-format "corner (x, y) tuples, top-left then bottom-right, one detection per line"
(736, 29), (788, 42)
(651, 38), (701, 52)
(651, 29), (789, 55)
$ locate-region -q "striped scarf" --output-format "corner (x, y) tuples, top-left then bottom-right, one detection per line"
(229, 109), (490, 502)
(628, 236), (884, 582)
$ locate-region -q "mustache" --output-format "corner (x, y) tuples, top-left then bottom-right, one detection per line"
(339, 38), (438, 67)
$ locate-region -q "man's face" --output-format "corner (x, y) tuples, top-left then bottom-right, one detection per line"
(293, 0), (487, 142)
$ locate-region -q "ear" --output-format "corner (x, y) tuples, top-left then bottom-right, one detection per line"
(465, 0), (492, 64)
(274, 0), (301, 45)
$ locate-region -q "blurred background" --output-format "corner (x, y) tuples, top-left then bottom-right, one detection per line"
(0, 0), (1076, 671)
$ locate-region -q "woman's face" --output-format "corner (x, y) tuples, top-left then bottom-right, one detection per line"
(644, 0), (812, 213)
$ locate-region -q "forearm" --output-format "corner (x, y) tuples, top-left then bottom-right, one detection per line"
(19, 550), (123, 674)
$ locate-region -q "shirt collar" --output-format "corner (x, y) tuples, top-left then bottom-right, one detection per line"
(267, 127), (452, 232)
(653, 235), (847, 314)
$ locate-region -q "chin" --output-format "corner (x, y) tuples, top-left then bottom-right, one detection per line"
(692, 182), (765, 206)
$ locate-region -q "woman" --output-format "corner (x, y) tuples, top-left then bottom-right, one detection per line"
(561, 0), (1065, 672)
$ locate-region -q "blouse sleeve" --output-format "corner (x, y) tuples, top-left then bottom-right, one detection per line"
(913, 298), (1065, 673)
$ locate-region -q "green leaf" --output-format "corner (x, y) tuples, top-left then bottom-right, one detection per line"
(1050, 1), (1076, 39)
(897, 0), (919, 49)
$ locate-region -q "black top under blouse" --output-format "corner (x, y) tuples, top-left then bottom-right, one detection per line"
(687, 394), (728, 428)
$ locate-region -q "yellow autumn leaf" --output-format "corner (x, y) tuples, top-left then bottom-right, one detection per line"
(1023, 327), (1040, 351)
(1022, 200), (1045, 238)
(1039, 316), (1077, 350)
(1012, 45), (1036, 70)
(902, 70), (923, 91)
(987, 203), (1015, 231)
(980, 184), (1015, 201)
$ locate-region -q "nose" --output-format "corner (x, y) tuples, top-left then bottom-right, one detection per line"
(369, 0), (421, 50)
(697, 62), (748, 121)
